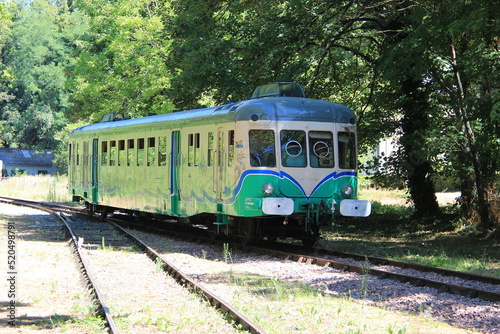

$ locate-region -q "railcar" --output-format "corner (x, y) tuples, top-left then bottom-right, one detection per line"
(68, 82), (370, 245)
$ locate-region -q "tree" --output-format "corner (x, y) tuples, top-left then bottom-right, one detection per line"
(0, 0), (87, 149)
(68, 0), (173, 122)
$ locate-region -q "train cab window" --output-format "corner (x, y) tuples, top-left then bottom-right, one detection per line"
(228, 130), (234, 167)
(101, 141), (108, 166)
(147, 137), (156, 166)
(158, 137), (167, 166)
(118, 140), (125, 166)
(127, 139), (135, 166)
(309, 131), (334, 168)
(110, 141), (116, 166)
(208, 132), (214, 167)
(281, 130), (306, 167)
(249, 130), (276, 167)
(137, 138), (145, 166)
(338, 132), (356, 169)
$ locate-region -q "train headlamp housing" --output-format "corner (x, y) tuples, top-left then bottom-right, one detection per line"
(262, 183), (275, 196)
(341, 185), (354, 198)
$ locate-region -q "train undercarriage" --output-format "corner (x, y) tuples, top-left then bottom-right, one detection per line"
(84, 200), (328, 246)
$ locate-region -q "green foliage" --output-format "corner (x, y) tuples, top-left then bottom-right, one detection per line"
(68, 0), (174, 122)
(0, 0), (87, 149)
(0, 0), (498, 233)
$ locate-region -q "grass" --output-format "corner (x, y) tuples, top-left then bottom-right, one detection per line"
(320, 187), (500, 278)
(217, 270), (473, 334)
(0, 174), (72, 203)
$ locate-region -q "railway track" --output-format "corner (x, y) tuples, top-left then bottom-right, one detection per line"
(2, 196), (499, 333)
(105, 211), (500, 303)
(0, 196), (265, 334)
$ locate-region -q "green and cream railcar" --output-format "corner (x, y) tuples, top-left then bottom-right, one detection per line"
(69, 83), (370, 244)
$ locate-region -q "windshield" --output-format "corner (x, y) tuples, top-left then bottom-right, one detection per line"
(281, 130), (307, 167)
(249, 130), (276, 167)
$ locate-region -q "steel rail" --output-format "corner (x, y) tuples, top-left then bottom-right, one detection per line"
(110, 221), (267, 334)
(108, 215), (500, 303)
(57, 213), (120, 334)
(311, 241), (500, 286)
(0, 196), (120, 334)
(1, 196), (266, 333)
(242, 244), (500, 302)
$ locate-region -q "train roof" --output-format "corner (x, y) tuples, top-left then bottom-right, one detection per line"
(70, 95), (356, 136)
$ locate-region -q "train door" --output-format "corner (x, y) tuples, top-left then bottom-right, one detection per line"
(91, 138), (99, 203)
(170, 131), (180, 215)
(213, 127), (224, 200)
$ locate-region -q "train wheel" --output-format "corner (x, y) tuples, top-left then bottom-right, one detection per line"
(236, 217), (258, 245)
(301, 237), (317, 247)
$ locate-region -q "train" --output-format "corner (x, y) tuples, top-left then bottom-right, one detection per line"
(68, 82), (371, 245)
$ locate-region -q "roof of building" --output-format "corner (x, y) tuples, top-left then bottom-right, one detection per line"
(0, 148), (53, 167)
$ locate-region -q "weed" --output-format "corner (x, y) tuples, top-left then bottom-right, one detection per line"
(223, 243), (232, 263)
(155, 257), (165, 272)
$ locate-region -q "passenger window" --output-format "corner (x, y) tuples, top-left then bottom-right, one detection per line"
(188, 134), (194, 166)
(118, 140), (125, 166)
(228, 130), (234, 167)
(137, 138), (145, 166)
(158, 137), (167, 166)
(147, 137), (155, 166)
(110, 141), (116, 166)
(127, 139), (135, 166)
(194, 133), (200, 166)
(309, 131), (334, 168)
(76, 143), (80, 166)
(249, 130), (276, 167)
(101, 141), (108, 166)
(338, 132), (356, 169)
(208, 132), (214, 167)
(280, 130), (306, 167)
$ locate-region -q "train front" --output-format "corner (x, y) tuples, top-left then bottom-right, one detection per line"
(234, 83), (371, 244)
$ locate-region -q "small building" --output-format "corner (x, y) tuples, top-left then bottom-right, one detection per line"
(0, 148), (56, 176)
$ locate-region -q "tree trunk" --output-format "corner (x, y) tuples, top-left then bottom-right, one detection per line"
(449, 39), (491, 230)
(400, 77), (440, 218)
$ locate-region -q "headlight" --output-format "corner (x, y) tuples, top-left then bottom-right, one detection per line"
(341, 185), (353, 198)
(262, 183), (274, 196)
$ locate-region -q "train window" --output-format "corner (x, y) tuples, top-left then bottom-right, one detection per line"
(188, 134), (194, 166)
(228, 130), (234, 167)
(208, 132), (214, 167)
(68, 143), (72, 166)
(76, 143), (80, 166)
(147, 137), (156, 166)
(137, 138), (145, 166)
(338, 132), (356, 169)
(194, 133), (200, 166)
(110, 141), (116, 166)
(158, 137), (167, 166)
(281, 130), (306, 167)
(101, 141), (108, 166)
(118, 140), (125, 166)
(127, 139), (135, 166)
(309, 131), (334, 168)
(249, 130), (276, 167)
